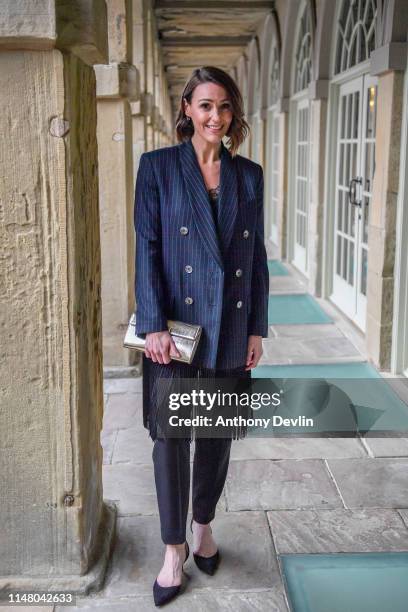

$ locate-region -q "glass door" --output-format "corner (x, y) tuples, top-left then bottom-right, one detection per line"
(293, 98), (311, 273)
(266, 109), (280, 244)
(331, 74), (377, 330)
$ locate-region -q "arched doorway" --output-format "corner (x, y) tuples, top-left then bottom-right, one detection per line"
(329, 0), (378, 331)
(248, 37), (262, 163)
(288, 0), (315, 275)
(262, 13), (281, 245)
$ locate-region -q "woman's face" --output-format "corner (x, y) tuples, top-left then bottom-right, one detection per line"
(184, 82), (233, 145)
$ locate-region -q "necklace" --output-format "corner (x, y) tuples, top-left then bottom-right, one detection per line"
(208, 185), (220, 199)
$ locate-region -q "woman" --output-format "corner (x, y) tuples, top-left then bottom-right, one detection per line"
(134, 66), (269, 606)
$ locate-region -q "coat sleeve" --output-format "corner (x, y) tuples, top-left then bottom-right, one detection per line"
(247, 165), (269, 337)
(134, 153), (168, 338)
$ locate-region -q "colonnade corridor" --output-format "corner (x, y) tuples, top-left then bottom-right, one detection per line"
(3, 0), (408, 608)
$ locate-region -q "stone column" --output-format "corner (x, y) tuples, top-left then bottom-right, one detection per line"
(308, 79), (329, 296)
(95, 0), (140, 368)
(366, 68), (404, 368)
(131, 0), (147, 179)
(0, 0), (115, 592)
(275, 99), (289, 259)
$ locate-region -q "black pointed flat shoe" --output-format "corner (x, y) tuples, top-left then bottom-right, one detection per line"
(153, 541), (189, 607)
(190, 517), (220, 576)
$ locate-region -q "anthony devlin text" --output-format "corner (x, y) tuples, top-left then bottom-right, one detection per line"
(168, 415), (314, 429)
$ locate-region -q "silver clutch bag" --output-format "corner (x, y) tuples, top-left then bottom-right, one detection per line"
(123, 313), (202, 364)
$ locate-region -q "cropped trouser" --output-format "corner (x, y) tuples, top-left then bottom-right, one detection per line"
(152, 436), (232, 544)
(143, 356), (250, 545)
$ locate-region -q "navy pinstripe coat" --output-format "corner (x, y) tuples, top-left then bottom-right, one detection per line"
(134, 137), (269, 370)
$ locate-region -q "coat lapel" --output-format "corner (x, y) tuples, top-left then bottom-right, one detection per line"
(218, 140), (238, 257)
(178, 139), (238, 270)
(179, 139), (223, 270)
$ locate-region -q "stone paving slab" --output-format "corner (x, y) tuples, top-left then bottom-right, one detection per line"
(3, 608), (53, 612)
(103, 377), (143, 394)
(103, 393), (142, 431)
(327, 458), (408, 508)
(303, 337), (361, 359)
(101, 430), (118, 465)
(270, 323), (342, 338)
(259, 350), (291, 366)
(261, 338), (315, 362)
(229, 437), (367, 461)
(103, 461), (227, 515)
(269, 276), (306, 294)
(225, 459), (342, 511)
(112, 426), (153, 465)
(398, 509), (408, 528)
(103, 464), (157, 515)
(261, 337), (360, 365)
(267, 508), (408, 554)
(363, 437), (408, 457)
(68, 588), (289, 611)
(96, 512), (282, 599)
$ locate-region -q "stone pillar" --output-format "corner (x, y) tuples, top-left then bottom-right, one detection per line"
(308, 79), (329, 296)
(95, 0), (140, 368)
(131, 0), (147, 179)
(366, 69), (404, 369)
(130, 99), (147, 178)
(275, 100), (290, 259)
(0, 0), (115, 592)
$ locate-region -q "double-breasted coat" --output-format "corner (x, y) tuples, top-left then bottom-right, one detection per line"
(134, 137), (269, 371)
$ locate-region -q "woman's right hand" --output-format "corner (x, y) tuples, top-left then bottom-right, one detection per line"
(145, 331), (180, 364)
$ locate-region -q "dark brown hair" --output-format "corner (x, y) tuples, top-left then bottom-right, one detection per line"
(175, 66), (249, 157)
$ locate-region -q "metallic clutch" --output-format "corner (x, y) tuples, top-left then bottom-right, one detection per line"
(123, 313), (202, 364)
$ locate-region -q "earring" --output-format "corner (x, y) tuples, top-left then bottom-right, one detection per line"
(186, 116), (191, 122)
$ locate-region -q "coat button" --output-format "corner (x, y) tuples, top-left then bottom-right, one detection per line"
(185, 265), (192, 273)
(180, 226), (188, 235)
(185, 296), (194, 305)
(243, 230), (249, 239)
(235, 269), (243, 277)
(236, 300), (243, 309)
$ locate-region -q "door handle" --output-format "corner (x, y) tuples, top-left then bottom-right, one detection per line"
(348, 177), (362, 207)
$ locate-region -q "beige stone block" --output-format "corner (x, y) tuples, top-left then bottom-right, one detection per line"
(367, 225), (385, 273)
(57, 0), (109, 65)
(0, 0), (56, 48)
(366, 313), (392, 369)
(388, 72), (404, 194)
(370, 72), (404, 234)
(152, 105), (161, 129)
(366, 271), (394, 329)
(94, 62), (140, 100)
(107, 0), (129, 63)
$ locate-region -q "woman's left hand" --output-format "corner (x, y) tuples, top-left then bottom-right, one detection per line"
(245, 335), (263, 370)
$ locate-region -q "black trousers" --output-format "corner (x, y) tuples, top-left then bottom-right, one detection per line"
(152, 436), (232, 544)
(143, 356), (250, 544)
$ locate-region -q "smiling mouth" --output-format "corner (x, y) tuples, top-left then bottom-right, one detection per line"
(206, 125), (223, 131)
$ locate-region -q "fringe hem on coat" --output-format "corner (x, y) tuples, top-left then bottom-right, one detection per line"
(142, 355), (252, 442)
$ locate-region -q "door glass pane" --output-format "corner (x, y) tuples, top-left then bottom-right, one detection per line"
(338, 190), (343, 232)
(351, 142), (358, 181)
(360, 248), (368, 295)
(366, 86), (377, 137)
(343, 239), (348, 281)
(337, 236), (342, 275)
(295, 105), (310, 261)
(362, 195), (369, 244)
(341, 96), (346, 138)
(348, 242), (354, 285)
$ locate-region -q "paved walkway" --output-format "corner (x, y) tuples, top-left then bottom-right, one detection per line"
(64, 248), (408, 611)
